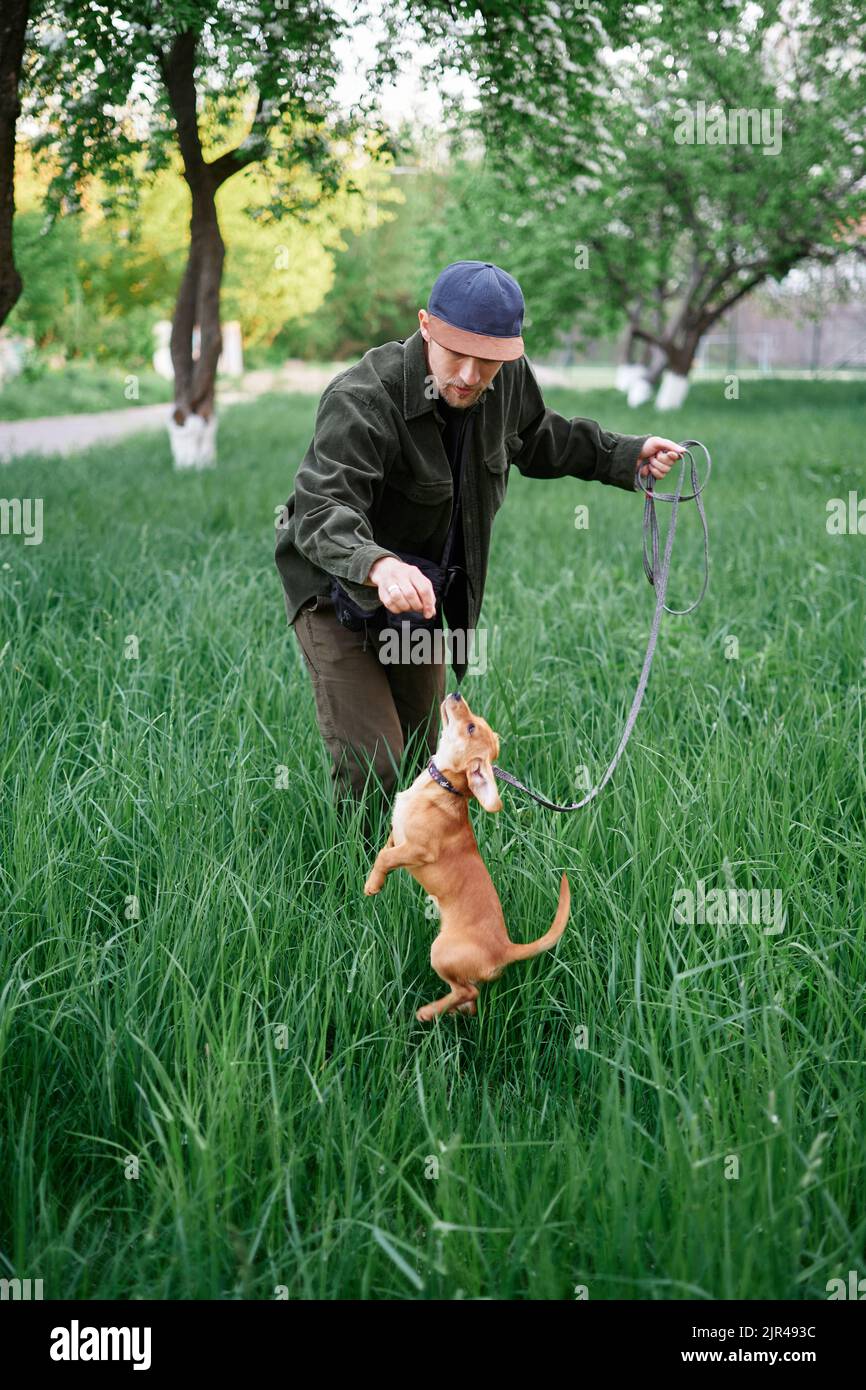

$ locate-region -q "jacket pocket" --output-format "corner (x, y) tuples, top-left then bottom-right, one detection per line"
(387, 473), (453, 503)
(483, 444), (508, 474)
(483, 439), (513, 511)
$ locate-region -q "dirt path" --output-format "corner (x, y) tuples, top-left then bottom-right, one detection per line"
(0, 358), (625, 462)
(0, 402), (174, 460)
(0, 362), (349, 462)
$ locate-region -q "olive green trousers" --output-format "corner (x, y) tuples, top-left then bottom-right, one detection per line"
(292, 594), (446, 805)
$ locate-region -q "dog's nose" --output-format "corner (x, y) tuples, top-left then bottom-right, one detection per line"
(448, 691), (462, 702)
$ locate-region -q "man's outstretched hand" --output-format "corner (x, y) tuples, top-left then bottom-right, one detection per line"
(637, 436), (685, 480)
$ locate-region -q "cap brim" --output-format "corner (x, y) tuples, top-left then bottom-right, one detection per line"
(427, 313), (524, 362)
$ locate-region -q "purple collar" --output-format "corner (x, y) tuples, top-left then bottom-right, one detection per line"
(427, 759), (468, 797)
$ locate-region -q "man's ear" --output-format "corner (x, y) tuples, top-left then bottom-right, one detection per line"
(468, 757), (502, 813)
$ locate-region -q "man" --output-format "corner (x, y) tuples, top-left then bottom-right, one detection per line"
(275, 260), (683, 807)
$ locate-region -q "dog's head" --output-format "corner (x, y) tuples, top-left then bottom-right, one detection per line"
(436, 691), (502, 812)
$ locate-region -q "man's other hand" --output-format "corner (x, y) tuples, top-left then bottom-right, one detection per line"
(367, 556), (437, 618)
(637, 436), (685, 480)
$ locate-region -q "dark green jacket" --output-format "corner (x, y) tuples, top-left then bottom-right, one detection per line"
(275, 329), (648, 646)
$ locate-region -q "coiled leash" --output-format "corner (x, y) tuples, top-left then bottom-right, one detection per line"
(492, 439), (712, 812)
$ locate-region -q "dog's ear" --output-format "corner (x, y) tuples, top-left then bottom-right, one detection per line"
(468, 756), (502, 812)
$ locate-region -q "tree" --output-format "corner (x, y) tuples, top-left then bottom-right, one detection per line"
(415, 0), (866, 407)
(599, 0), (866, 405)
(8, 144), (389, 366)
(0, 0), (32, 327)
(31, 1), (389, 463)
(379, 1), (634, 157)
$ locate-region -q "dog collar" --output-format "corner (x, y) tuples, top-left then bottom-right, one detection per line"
(427, 759), (468, 797)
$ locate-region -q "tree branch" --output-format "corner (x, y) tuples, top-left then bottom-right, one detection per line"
(700, 271), (768, 329)
(157, 31), (206, 182)
(209, 94), (267, 188)
(631, 326), (669, 351)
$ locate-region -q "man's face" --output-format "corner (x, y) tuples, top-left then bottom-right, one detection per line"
(418, 308), (504, 409)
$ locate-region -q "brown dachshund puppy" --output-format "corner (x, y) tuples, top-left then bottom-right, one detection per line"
(364, 691), (570, 1021)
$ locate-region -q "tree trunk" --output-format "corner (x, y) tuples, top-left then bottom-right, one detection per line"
(621, 320), (639, 365)
(158, 29), (265, 465)
(628, 321), (704, 408)
(160, 31), (226, 469)
(616, 309), (656, 393)
(168, 175), (225, 468)
(630, 260), (793, 410)
(0, 0), (29, 329)
(652, 331), (703, 409)
(615, 327), (646, 393)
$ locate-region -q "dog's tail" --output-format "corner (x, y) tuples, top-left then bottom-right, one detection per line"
(506, 872), (570, 963)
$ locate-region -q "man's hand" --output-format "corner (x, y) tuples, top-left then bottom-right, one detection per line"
(367, 556), (437, 618)
(637, 436), (685, 480)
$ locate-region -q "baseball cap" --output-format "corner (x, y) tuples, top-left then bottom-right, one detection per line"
(427, 261), (525, 361)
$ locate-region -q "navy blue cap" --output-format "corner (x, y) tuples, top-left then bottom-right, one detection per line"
(427, 261), (525, 361)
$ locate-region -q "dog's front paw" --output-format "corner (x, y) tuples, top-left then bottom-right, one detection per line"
(364, 873), (384, 896)
(416, 1004), (435, 1023)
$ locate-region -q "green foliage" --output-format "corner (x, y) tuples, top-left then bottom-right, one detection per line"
(274, 170), (445, 359)
(8, 137), (441, 365)
(382, 1), (629, 159)
(8, 147), (402, 363)
(0, 361), (172, 419)
(16, 0), (397, 388)
(27, 1), (369, 217)
(418, 0), (866, 359)
(10, 208), (164, 362)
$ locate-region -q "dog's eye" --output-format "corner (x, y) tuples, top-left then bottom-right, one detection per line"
(467, 723), (475, 734)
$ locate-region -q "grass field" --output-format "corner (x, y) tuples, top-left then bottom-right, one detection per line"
(1, 379), (864, 1300)
(0, 362), (173, 420)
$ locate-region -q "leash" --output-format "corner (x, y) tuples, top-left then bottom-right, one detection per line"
(492, 439), (711, 813)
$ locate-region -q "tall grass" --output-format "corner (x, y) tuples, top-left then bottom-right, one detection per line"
(0, 379), (863, 1298)
(0, 362), (172, 420)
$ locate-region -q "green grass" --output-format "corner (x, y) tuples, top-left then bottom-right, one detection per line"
(0, 361), (173, 420)
(1, 379), (864, 1300)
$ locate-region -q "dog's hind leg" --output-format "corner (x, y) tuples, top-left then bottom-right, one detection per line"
(416, 982), (478, 1023)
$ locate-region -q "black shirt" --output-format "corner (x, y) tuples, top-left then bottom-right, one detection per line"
(434, 395), (472, 633)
